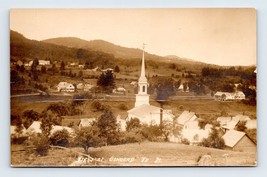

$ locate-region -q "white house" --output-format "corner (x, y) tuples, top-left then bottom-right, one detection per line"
(246, 119), (257, 129)
(26, 121), (42, 134)
(57, 82), (75, 92)
(28, 60), (50, 66)
(50, 125), (74, 136)
(214, 91), (246, 101)
(127, 104), (174, 125)
(232, 115), (251, 122)
(78, 118), (96, 129)
(10, 125), (27, 137)
(222, 130), (256, 151)
(176, 110), (198, 127)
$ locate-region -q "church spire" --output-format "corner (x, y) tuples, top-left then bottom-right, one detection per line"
(139, 44), (147, 83)
(135, 44), (150, 107)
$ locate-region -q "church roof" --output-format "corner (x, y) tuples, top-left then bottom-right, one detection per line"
(127, 104), (162, 118)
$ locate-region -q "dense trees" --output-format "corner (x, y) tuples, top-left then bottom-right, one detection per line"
(199, 126), (225, 149)
(97, 70), (115, 92)
(96, 109), (119, 145)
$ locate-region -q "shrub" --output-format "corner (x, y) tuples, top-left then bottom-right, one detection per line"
(123, 129), (144, 143)
(236, 121), (247, 132)
(141, 124), (163, 142)
(91, 100), (103, 111)
(199, 126), (225, 149)
(181, 138), (190, 145)
(126, 118), (141, 131)
(31, 134), (50, 156)
(11, 136), (28, 144)
(50, 129), (70, 147)
(118, 103), (128, 110)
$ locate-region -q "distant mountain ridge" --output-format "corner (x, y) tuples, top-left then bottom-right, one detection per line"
(43, 37), (146, 59)
(11, 30), (213, 72)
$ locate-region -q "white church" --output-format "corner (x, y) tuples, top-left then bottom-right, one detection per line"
(127, 45), (175, 125)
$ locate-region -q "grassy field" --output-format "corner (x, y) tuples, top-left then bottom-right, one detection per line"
(11, 142), (257, 167)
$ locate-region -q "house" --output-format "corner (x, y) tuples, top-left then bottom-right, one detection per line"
(50, 125), (74, 136)
(246, 119), (257, 129)
(178, 84), (189, 92)
(78, 118), (96, 129)
(221, 120), (239, 131)
(101, 68), (113, 73)
(180, 120), (212, 144)
(127, 104), (174, 125)
(214, 91), (246, 101)
(10, 125), (27, 137)
(232, 115), (251, 122)
(176, 110), (198, 127)
(26, 121), (42, 134)
(78, 64), (85, 69)
(57, 82), (75, 92)
(28, 60), (50, 66)
(217, 117), (232, 126)
(113, 87), (127, 94)
(214, 92), (234, 101)
(234, 91), (246, 100)
(222, 130), (256, 152)
(38, 60), (50, 65)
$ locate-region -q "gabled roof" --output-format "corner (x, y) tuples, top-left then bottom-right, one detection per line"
(26, 121), (42, 134)
(127, 104), (162, 118)
(232, 115), (251, 122)
(222, 130), (246, 148)
(222, 120), (239, 130)
(78, 118), (96, 127)
(177, 110), (197, 125)
(10, 125), (27, 136)
(217, 117), (232, 125)
(50, 125), (74, 135)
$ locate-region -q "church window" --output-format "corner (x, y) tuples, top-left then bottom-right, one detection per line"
(143, 86), (145, 92)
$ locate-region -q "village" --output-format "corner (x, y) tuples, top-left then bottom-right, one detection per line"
(10, 44), (257, 166)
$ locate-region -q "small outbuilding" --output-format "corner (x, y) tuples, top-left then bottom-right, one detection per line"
(222, 130), (256, 152)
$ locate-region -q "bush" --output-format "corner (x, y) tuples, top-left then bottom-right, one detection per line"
(118, 103), (128, 110)
(11, 136), (28, 144)
(126, 118), (141, 131)
(199, 126), (225, 149)
(181, 138), (190, 145)
(91, 100), (103, 111)
(141, 124), (163, 142)
(123, 129), (144, 143)
(50, 129), (70, 147)
(31, 134), (50, 156)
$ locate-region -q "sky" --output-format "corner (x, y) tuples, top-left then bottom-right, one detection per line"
(10, 8), (256, 66)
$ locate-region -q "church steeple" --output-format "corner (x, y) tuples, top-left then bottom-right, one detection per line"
(135, 44), (150, 107)
(139, 45), (147, 83)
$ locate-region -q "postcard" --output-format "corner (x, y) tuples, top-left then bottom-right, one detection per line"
(10, 8), (256, 167)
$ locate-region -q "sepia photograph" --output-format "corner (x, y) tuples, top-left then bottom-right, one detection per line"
(10, 8), (256, 167)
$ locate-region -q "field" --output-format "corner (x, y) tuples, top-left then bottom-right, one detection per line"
(11, 142), (257, 167)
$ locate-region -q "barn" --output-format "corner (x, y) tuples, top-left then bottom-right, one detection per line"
(222, 130), (256, 152)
